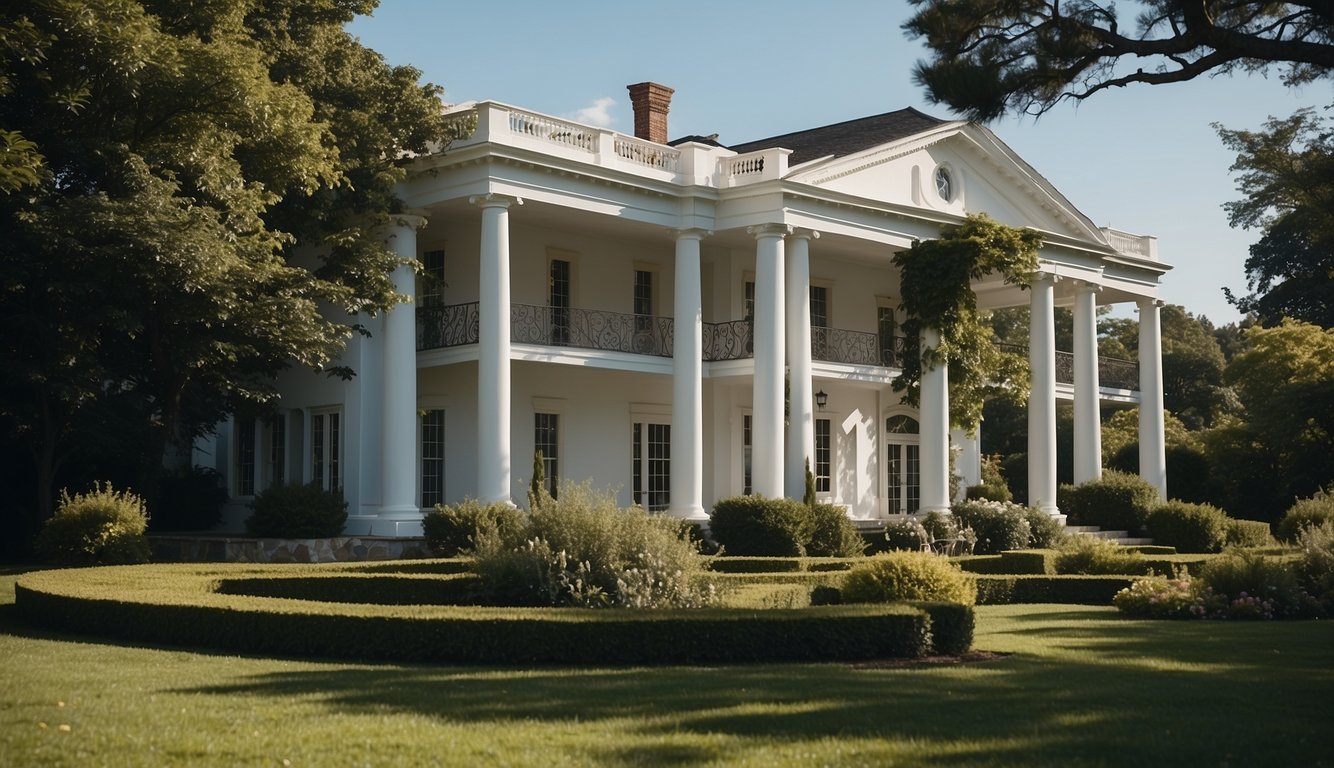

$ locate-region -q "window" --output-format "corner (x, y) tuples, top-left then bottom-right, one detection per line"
(878, 306), (899, 367)
(744, 281), (755, 355)
(419, 249), (445, 307)
(935, 166), (953, 202)
(815, 418), (832, 493)
(634, 269), (653, 333)
(267, 415), (286, 489)
(632, 419), (671, 511)
(311, 410), (342, 491)
(235, 419), (256, 497)
(886, 415), (920, 514)
(535, 412), (559, 498)
(743, 414), (753, 496)
(549, 258), (571, 345)
(421, 409), (445, 508)
(810, 285), (829, 329)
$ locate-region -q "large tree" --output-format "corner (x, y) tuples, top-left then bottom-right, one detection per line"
(1217, 107), (1334, 327)
(0, 0), (449, 531)
(904, 0), (1334, 121)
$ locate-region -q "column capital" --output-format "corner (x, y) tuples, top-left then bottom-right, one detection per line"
(670, 227), (712, 241)
(789, 228), (821, 242)
(390, 211), (429, 231)
(1074, 279), (1103, 294)
(747, 223), (793, 240)
(1136, 296), (1165, 310)
(469, 193), (523, 209)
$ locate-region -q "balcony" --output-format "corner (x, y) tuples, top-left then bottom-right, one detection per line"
(417, 304), (1138, 389)
(418, 304), (907, 366)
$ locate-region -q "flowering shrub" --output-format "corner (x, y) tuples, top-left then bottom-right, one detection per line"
(422, 498), (525, 556)
(1277, 488), (1334, 542)
(883, 517), (930, 551)
(471, 483), (714, 608)
(1115, 554), (1325, 620)
(1295, 521), (1334, 613)
(951, 499), (1030, 554)
(1024, 507), (1069, 548)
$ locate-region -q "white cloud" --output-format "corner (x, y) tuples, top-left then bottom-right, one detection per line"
(573, 97), (616, 127)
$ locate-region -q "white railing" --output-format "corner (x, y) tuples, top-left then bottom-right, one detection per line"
(614, 135), (681, 172)
(1102, 228), (1157, 260)
(507, 109), (597, 154)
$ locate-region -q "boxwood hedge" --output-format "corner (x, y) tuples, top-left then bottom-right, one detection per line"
(16, 562), (970, 663)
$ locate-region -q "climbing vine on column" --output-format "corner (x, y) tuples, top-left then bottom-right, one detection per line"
(892, 214), (1042, 432)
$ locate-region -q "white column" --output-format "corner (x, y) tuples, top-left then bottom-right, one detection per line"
(749, 224), (790, 498)
(474, 194), (521, 505)
(1138, 298), (1167, 499)
(669, 229), (706, 519)
(379, 213), (427, 523)
(952, 427), (981, 500)
(919, 327), (951, 513)
(785, 230), (818, 499)
(1073, 281), (1103, 484)
(1028, 274), (1059, 515)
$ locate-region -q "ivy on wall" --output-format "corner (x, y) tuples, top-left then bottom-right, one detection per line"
(892, 214), (1043, 433)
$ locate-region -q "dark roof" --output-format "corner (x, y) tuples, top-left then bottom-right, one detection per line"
(668, 134), (724, 148)
(727, 107), (949, 166)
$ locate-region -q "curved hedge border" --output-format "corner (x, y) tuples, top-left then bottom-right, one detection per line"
(15, 562), (971, 664)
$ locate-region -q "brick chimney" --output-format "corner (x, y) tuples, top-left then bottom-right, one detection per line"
(627, 82), (674, 144)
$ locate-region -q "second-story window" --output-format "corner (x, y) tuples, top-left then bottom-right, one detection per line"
(634, 269), (653, 333)
(550, 259), (570, 344)
(810, 285), (829, 328)
(420, 249), (445, 307)
(878, 306), (899, 366)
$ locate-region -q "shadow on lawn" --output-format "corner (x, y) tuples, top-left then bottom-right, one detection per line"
(151, 610), (1333, 766)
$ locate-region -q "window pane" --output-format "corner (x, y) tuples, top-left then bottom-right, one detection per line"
(810, 286), (828, 328)
(236, 419), (256, 496)
(550, 260), (570, 345)
(878, 307), (898, 366)
(535, 413), (559, 498)
(420, 249), (445, 307)
(634, 270), (653, 333)
(632, 422), (643, 506)
(329, 413), (341, 490)
(648, 423), (670, 511)
(815, 418), (831, 493)
(312, 414), (325, 489)
(268, 416), (285, 489)
(887, 443), (902, 514)
(905, 444), (920, 514)
(743, 414), (752, 496)
(421, 409), (445, 508)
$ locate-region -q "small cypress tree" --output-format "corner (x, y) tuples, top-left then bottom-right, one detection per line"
(528, 450), (549, 511)
(804, 457), (818, 508)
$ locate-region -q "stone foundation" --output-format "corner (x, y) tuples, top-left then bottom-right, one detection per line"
(150, 535), (432, 563)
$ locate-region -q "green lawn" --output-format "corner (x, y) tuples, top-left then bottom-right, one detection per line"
(1, 568), (1331, 767)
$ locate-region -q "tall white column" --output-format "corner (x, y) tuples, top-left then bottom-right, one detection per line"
(669, 229), (706, 519)
(785, 230), (818, 499)
(919, 327), (951, 513)
(749, 223), (790, 498)
(379, 214), (427, 522)
(952, 427), (981, 499)
(1073, 281), (1103, 484)
(474, 194), (521, 505)
(1138, 298), (1167, 499)
(1028, 274), (1059, 515)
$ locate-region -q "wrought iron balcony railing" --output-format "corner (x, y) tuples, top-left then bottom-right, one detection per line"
(996, 342), (1140, 391)
(511, 303), (675, 356)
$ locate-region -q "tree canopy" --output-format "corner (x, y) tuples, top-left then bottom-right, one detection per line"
(1217, 107), (1334, 327)
(0, 0), (450, 528)
(904, 0), (1334, 121)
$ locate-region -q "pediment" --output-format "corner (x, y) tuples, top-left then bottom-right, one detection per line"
(785, 123), (1109, 246)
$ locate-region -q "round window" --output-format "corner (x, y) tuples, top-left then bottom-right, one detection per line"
(934, 166), (953, 202)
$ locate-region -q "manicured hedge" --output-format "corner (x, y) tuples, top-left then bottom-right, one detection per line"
(15, 563), (954, 663)
(216, 573), (486, 605)
(956, 550), (1057, 575)
(705, 557), (858, 574)
(975, 575), (1137, 605)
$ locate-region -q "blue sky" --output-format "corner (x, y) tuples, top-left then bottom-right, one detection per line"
(348, 0), (1330, 325)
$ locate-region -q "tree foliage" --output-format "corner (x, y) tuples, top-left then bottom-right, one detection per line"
(1217, 107), (1334, 327)
(0, 0), (450, 526)
(893, 214), (1042, 432)
(904, 0), (1334, 121)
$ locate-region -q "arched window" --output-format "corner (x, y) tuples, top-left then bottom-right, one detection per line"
(886, 415), (920, 514)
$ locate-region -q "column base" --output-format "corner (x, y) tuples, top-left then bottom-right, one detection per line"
(666, 504), (708, 522)
(346, 511), (426, 538)
(916, 505), (953, 517)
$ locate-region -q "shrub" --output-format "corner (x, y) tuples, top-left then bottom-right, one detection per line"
(245, 482), (347, 538)
(1054, 537), (1149, 575)
(1198, 551), (1321, 619)
(1024, 507), (1069, 548)
(1225, 519), (1275, 548)
(841, 551), (977, 606)
(980, 574), (1137, 605)
(966, 483), (1012, 502)
(1062, 471), (1159, 534)
(1144, 501), (1229, 554)
(422, 499), (525, 556)
(1294, 521), (1334, 612)
(806, 503), (865, 557)
(708, 496), (811, 556)
(473, 484), (713, 608)
(1277, 489), (1334, 542)
(951, 499), (1030, 554)
(151, 466), (227, 532)
(1113, 570), (1201, 619)
(883, 518), (929, 552)
(36, 483), (151, 565)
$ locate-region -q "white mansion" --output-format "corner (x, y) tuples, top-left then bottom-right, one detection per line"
(202, 83), (1170, 535)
